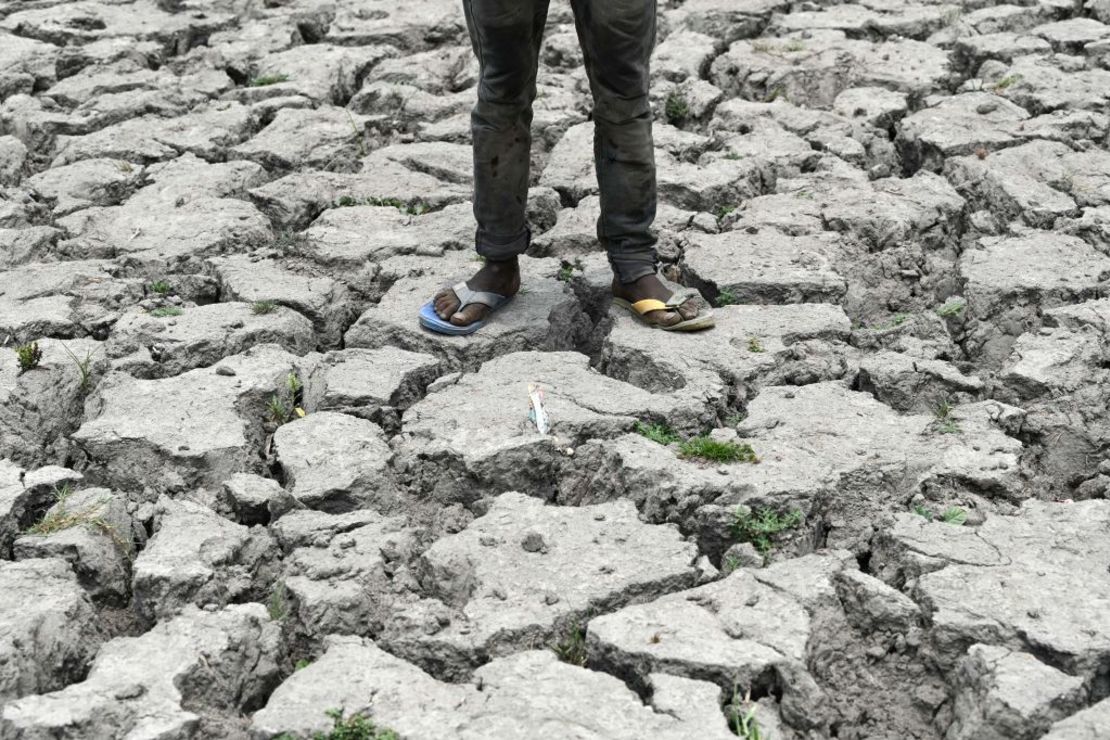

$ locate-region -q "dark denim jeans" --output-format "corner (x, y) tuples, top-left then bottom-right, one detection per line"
(462, 0), (659, 283)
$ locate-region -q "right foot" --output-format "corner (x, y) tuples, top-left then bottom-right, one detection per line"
(432, 257), (521, 327)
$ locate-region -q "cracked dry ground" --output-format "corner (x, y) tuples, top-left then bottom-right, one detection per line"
(5, 1), (1110, 739)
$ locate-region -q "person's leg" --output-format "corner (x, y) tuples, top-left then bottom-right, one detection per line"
(433, 0), (550, 326)
(569, 0), (707, 327)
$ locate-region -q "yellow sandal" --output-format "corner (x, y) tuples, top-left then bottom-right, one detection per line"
(612, 291), (716, 332)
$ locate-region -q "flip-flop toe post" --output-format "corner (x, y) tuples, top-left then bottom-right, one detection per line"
(613, 289), (715, 332)
(419, 280), (513, 336)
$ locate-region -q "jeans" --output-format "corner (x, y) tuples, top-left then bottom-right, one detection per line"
(462, 0), (659, 284)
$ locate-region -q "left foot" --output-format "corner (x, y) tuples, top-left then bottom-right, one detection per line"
(611, 274), (708, 328)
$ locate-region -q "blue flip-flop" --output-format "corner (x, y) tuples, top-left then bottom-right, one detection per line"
(419, 280), (513, 336)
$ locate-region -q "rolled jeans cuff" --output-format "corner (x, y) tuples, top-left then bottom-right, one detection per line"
(609, 248), (658, 284)
(475, 226), (530, 261)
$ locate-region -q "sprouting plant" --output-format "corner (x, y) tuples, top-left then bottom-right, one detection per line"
(250, 72), (289, 87)
(940, 506), (967, 525)
(114, 160), (134, 173)
(715, 287), (739, 307)
(933, 399), (961, 434)
(869, 312), (911, 331)
(723, 554), (743, 574)
(334, 195), (359, 207)
(724, 152), (744, 161)
(635, 421), (680, 446)
(294, 658), (312, 671)
(552, 623), (588, 667)
(16, 341), (43, 374)
(732, 506), (803, 556)
(345, 109), (367, 158)
(715, 204), (736, 220)
(783, 39), (806, 52)
(148, 280), (171, 295)
(679, 437), (759, 464)
(936, 299), (965, 318)
(664, 92), (689, 125)
(273, 230), (313, 255)
(913, 504), (933, 521)
(268, 372), (306, 426)
(724, 412), (747, 427)
(149, 306), (183, 318)
(993, 74), (1021, 92)
(252, 300), (278, 315)
(293, 709), (399, 740)
(60, 342), (98, 391)
(747, 337), (764, 353)
(795, 189), (814, 200)
(556, 258), (584, 282)
(728, 685), (764, 740)
(764, 85), (786, 103)
(268, 582), (288, 621)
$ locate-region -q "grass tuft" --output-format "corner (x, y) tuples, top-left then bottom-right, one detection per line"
(148, 280), (172, 295)
(252, 300), (278, 315)
(250, 73), (289, 87)
(664, 92), (689, 125)
(60, 342), (98, 391)
(733, 506), (803, 556)
(16, 341), (43, 374)
(552, 623), (588, 667)
(679, 437), (758, 464)
(149, 306), (183, 318)
(635, 421), (681, 446)
(715, 287), (739, 307)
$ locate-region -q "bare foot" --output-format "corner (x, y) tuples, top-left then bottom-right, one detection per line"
(611, 273), (704, 327)
(433, 257), (521, 327)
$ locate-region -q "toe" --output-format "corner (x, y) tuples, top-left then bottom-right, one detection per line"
(676, 298), (701, 320)
(450, 303), (488, 327)
(434, 290), (459, 320)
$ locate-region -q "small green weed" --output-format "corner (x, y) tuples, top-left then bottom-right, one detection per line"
(664, 92), (689, 125)
(252, 300), (278, 315)
(936, 299), (965, 318)
(869, 313), (911, 331)
(267, 372), (305, 426)
(940, 506), (967, 525)
(294, 658), (312, 672)
(16, 341), (43, 374)
(556, 258), (584, 282)
(552, 624), (588, 667)
(149, 306), (183, 318)
(60, 342), (98, 391)
(250, 73), (289, 87)
(913, 504), (967, 525)
(332, 195), (427, 215)
(148, 280), (172, 295)
(345, 109), (367, 158)
(747, 337), (764, 353)
(279, 708), (399, 740)
(679, 437), (759, 464)
(635, 421), (681, 446)
(783, 39), (806, 52)
(715, 204), (736, 220)
(268, 582), (288, 621)
(724, 152), (744, 161)
(993, 74), (1021, 92)
(733, 506), (803, 556)
(715, 287), (739, 307)
(728, 685), (765, 740)
(933, 400), (961, 434)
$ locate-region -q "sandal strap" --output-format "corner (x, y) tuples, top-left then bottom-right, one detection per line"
(631, 298), (669, 315)
(453, 281), (508, 311)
